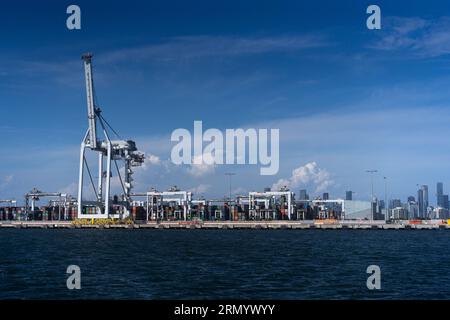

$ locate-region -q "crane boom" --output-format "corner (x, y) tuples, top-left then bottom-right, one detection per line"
(82, 53), (98, 150)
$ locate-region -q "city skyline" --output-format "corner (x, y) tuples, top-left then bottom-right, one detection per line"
(283, 181), (450, 207)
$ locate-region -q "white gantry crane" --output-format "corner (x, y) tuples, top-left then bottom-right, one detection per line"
(25, 188), (69, 213)
(0, 199), (16, 206)
(77, 53), (145, 219)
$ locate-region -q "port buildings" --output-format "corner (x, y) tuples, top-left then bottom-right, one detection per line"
(2, 184), (450, 222)
(0, 187), (378, 222)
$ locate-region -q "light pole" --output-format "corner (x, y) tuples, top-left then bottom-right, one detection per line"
(366, 170), (378, 220)
(225, 173), (235, 201)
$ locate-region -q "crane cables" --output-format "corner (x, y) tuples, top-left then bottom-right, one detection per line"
(96, 115), (128, 196)
(92, 80), (122, 140)
(98, 112), (122, 141)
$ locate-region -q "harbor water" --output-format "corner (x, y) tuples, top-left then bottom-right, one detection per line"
(1, 229), (450, 299)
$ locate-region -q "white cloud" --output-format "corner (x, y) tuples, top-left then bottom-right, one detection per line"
(59, 182), (78, 196)
(369, 16), (450, 58)
(187, 153), (215, 177)
(138, 153), (161, 171)
(272, 162), (334, 194)
(101, 34), (329, 64)
(188, 184), (211, 194)
(147, 154), (161, 165)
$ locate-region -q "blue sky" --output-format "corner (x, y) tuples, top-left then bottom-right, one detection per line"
(2, 0), (450, 204)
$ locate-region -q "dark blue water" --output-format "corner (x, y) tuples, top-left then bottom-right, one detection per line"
(1, 229), (450, 299)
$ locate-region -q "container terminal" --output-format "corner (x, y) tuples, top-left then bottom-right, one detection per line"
(1, 53), (450, 229)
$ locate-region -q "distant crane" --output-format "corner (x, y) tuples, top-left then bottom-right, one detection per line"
(77, 53), (145, 219)
(25, 188), (70, 217)
(0, 199), (16, 205)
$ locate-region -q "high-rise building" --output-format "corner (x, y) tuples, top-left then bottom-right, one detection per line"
(390, 199), (402, 209)
(418, 189), (424, 217)
(437, 182), (443, 197)
(423, 185), (429, 217)
(322, 193), (329, 200)
(345, 191), (353, 201)
(418, 185), (429, 218)
(436, 182), (449, 209)
(372, 197), (379, 219)
(407, 199), (419, 219)
(392, 207), (408, 220)
(438, 194), (449, 209)
(437, 182), (444, 206)
(299, 189), (309, 201)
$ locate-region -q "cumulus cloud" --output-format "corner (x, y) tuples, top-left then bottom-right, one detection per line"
(187, 153), (215, 177)
(147, 154), (161, 165)
(139, 153), (161, 171)
(59, 182), (78, 196)
(271, 162), (334, 194)
(188, 184), (211, 194)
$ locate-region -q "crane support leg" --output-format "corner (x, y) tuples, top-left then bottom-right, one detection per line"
(104, 142), (112, 217)
(77, 142), (86, 218)
(98, 152), (103, 203)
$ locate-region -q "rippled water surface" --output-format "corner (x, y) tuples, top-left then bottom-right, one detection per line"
(1, 229), (450, 299)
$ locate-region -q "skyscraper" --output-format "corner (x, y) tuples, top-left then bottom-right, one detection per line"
(407, 198), (419, 219)
(418, 185), (429, 218)
(442, 195), (449, 210)
(299, 189), (309, 201)
(437, 182), (443, 198)
(436, 182), (449, 209)
(345, 191), (353, 201)
(390, 199), (402, 209)
(418, 189), (424, 217)
(322, 193), (329, 200)
(423, 185), (429, 215)
(437, 182), (444, 206)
